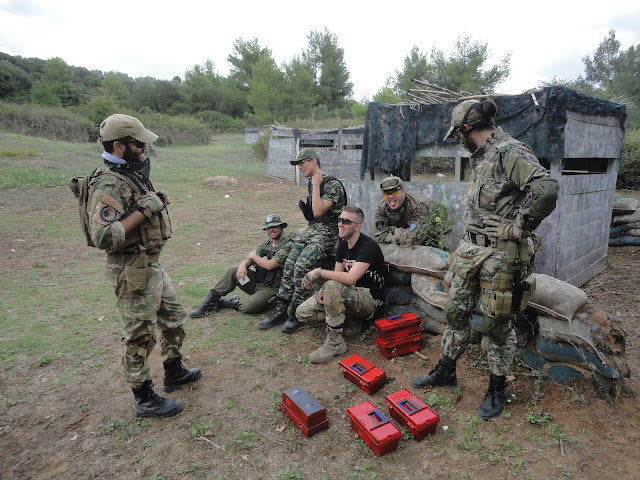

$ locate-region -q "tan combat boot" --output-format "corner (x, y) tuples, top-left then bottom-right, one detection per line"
(309, 327), (348, 364)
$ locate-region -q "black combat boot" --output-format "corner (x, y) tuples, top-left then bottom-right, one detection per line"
(218, 295), (240, 310)
(281, 303), (301, 333)
(163, 358), (202, 393)
(410, 356), (458, 388)
(258, 298), (289, 330)
(133, 381), (183, 418)
(477, 374), (507, 420)
(189, 289), (221, 318)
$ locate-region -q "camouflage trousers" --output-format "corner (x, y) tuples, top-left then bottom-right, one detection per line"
(213, 266), (278, 314)
(441, 240), (532, 376)
(108, 258), (187, 386)
(296, 280), (378, 328)
(277, 230), (337, 313)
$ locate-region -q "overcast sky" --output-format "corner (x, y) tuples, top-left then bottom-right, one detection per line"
(1, 0), (639, 101)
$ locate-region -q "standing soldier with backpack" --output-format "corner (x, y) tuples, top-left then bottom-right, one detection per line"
(75, 114), (201, 418)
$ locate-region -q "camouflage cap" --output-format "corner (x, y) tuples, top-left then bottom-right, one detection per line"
(262, 214), (288, 230)
(443, 100), (485, 141)
(100, 114), (158, 143)
(291, 148), (319, 165)
(380, 175), (404, 191)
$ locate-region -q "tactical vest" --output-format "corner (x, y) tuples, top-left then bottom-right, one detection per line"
(254, 241), (281, 287)
(307, 175), (347, 224)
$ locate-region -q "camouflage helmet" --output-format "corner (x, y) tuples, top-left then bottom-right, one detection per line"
(262, 214), (288, 230)
(443, 100), (487, 141)
(291, 148), (319, 165)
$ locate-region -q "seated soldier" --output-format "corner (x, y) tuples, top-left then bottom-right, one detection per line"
(374, 175), (451, 248)
(189, 214), (294, 317)
(296, 206), (386, 363)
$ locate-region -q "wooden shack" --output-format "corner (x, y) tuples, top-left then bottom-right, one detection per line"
(351, 86), (626, 286)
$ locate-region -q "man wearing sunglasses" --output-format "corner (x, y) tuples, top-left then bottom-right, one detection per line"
(84, 114), (201, 419)
(296, 206), (386, 363)
(259, 149), (346, 333)
(374, 175), (450, 248)
(189, 214), (293, 317)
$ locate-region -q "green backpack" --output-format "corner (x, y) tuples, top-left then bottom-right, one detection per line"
(69, 168), (139, 247)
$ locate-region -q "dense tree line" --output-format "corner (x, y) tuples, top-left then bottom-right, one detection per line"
(0, 29), (637, 129)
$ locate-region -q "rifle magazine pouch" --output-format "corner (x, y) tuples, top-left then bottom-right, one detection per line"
(518, 274), (536, 311)
(491, 272), (513, 292)
(482, 290), (513, 316)
(124, 252), (150, 292)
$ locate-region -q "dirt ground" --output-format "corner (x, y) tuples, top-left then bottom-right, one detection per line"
(1, 177), (639, 480)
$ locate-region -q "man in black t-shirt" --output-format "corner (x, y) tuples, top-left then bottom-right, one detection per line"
(296, 206), (386, 363)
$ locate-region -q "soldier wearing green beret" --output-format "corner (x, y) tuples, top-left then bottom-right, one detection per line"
(86, 114), (201, 419)
(189, 214), (294, 317)
(375, 175), (451, 248)
(411, 99), (559, 420)
(259, 149), (346, 333)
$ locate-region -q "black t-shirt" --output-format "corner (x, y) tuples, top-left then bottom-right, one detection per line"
(335, 233), (386, 301)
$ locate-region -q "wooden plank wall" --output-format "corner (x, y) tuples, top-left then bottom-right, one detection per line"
(555, 173), (616, 286)
(266, 130), (296, 181)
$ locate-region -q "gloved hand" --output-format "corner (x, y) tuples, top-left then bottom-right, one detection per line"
(156, 190), (171, 205)
(301, 268), (322, 290)
(484, 216), (520, 240)
(135, 192), (164, 216)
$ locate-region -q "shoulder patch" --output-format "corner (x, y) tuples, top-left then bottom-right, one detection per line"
(100, 205), (118, 222)
(409, 222), (417, 232)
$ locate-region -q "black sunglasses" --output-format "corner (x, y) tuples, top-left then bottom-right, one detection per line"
(338, 217), (360, 225)
(127, 139), (146, 149)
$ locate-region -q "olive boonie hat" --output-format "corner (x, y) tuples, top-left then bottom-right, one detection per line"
(291, 148), (319, 165)
(100, 114), (159, 143)
(262, 214), (288, 230)
(380, 175), (404, 191)
(443, 99), (485, 141)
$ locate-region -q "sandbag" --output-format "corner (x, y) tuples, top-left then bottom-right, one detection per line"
(528, 274), (588, 322)
(420, 316), (446, 336)
(411, 274), (449, 310)
(609, 221), (640, 237)
(538, 307), (626, 356)
(414, 298), (447, 324)
(609, 236), (640, 246)
(387, 268), (413, 287)
(612, 208), (640, 225)
(387, 286), (414, 305)
(380, 243), (450, 279)
(626, 229), (640, 236)
(535, 337), (629, 380)
(612, 197), (639, 216)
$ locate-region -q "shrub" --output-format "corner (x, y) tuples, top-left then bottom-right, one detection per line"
(618, 129), (640, 190)
(413, 156), (455, 176)
(251, 131), (270, 161)
(136, 111), (211, 146)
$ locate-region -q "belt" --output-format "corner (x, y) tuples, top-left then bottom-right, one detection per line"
(463, 232), (509, 249)
(107, 252), (160, 265)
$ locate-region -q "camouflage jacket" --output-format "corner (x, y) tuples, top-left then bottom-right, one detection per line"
(374, 193), (449, 247)
(465, 127), (549, 237)
(87, 165), (171, 254)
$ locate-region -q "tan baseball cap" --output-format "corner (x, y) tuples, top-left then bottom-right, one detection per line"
(443, 100), (484, 141)
(100, 114), (158, 143)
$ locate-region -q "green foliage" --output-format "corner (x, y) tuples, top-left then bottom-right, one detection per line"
(0, 59), (32, 100)
(228, 37), (272, 91)
(30, 57), (80, 107)
(250, 130), (270, 161)
(187, 420), (215, 438)
(619, 129), (640, 189)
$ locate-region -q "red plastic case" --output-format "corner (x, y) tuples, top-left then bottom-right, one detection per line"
(374, 312), (421, 341)
(338, 354), (387, 395)
(279, 386), (329, 437)
(385, 388), (439, 441)
(347, 400), (402, 457)
(376, 333), (423, 358)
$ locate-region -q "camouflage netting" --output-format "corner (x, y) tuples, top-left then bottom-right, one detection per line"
(361, 86), (627, 179)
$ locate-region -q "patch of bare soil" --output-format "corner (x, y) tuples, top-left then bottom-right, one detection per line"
(1, 180), (639, 480)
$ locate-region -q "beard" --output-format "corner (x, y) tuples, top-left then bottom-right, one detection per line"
(123, 145), (151, 181)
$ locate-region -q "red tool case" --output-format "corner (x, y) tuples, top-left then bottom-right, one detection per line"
(347, 400), (402, 457)
(376, 333), (423, 359)
(385, 388), (439, 441)
(338, 354), (386, 395)
(279, 386), (329, 437)
(374, 312), (421, 341)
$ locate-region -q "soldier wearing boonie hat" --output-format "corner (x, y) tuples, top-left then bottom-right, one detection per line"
(83, 114), (201, 419)
(190, 214), (294, 318)
(411, 98), (559, 421)
(374, 175), (451, 248)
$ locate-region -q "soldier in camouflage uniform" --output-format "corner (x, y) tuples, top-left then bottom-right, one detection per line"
(375, 176), (451, 248)
(259, 149), (346, 333)
(189, 214), (294, 316)
(411, 100), (559, 420)
(297, 206), (386, 363)
(87, 114), (201, 419)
